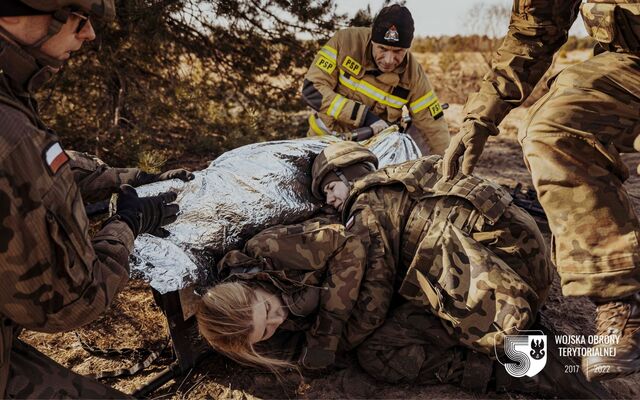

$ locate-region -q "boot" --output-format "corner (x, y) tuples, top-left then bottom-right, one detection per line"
(582, 292), (640, 381)
(495, 313), (611, 399)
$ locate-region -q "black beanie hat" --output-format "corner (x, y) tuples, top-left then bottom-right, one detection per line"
(371, 4), (414, 49)
(0, 1), (48, 17)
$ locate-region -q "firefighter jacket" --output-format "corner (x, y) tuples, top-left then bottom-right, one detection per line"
(302, 27), (450, 155)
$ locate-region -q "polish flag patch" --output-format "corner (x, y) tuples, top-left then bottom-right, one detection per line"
(43, 142), (69, 175)
(345, 215), (355, 230)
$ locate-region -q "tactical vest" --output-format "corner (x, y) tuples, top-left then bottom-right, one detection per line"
(343, 155), (513, 230)
(582, 0), (640, 53)
(343, 156), (516, 333)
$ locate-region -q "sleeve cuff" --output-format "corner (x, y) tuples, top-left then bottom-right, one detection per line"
(362, 110), (382, 127)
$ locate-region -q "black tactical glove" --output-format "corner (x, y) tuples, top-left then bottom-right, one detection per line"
(135, 168), (195, 186)
(299, 346), (336, 370)
(113, 184), (179, 238)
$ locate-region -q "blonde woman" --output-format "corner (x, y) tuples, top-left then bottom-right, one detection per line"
(197, 216), (381, 371)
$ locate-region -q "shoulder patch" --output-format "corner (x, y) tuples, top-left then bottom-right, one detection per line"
(316, 55), (336, 74)
(342, 56), (362, 75)
(429, 101), (444, 120)
(43, 142), (69, 175)
(345, 215), (355, 230)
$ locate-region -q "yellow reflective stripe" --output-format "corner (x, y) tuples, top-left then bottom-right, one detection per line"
(308, 114), (330, 136)
(338, 70), (407, 109)
(319, 45), (337, 61)
(335, 96), (348, 117)
(328, 94), (348, 118)
(410, 91), (437, 114)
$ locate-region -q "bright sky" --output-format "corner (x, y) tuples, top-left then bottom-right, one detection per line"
(335, 0), (587, 37)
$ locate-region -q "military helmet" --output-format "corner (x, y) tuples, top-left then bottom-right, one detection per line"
(10, 0), (115, 20)
(311, 141), (378, 200)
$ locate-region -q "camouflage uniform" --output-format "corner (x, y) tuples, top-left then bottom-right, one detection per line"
(217, 216), (381, 369)
(67, 151), (164, 203)
(0, 29), (132, 398)
(340, 156), (553, 356)
(302, 27), (450, 154)
(224, 147), (585, 391)
(458, 0), (640, 300)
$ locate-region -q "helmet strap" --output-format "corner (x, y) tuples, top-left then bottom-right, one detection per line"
(334, 169), (352, 190)
(26, 9), (69, 49)
(0, 25), (59, 93)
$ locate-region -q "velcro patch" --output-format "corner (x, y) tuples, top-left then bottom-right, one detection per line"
(43, 142), (69, 175)
(429, 101), (444, 120)
(342, 56), (362, 75)
(316, 55), (336, 74)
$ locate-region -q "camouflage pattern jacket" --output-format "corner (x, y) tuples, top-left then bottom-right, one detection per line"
(464, 0), (640, 138)
(66, 151), (155, 203)
(217, 216), (374, 368)
(302, 27), (450, 154)
(341, 156), (552, 353)
(0, 38), (134, 394)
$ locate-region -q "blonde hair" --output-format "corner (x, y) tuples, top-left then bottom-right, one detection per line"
(196, 281), (294, 372)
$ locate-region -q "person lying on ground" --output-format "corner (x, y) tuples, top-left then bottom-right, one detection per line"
(195, 142), (609, 397)
(311, 141), (608, 398)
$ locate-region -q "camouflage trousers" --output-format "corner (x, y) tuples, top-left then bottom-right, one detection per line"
(356, 302), (493, 392)
(520, 51), (640, 300)
(4, 338), (129, 399)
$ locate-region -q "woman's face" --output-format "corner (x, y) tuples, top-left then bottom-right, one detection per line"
(324, 181), (350, 211)
(248, 287), (289, 345)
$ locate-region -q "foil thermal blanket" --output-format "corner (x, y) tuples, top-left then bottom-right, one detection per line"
(132, 128), (421, 293)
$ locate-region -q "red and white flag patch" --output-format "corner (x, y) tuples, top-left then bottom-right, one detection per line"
(43, 142), (69, 175)
(345, 215), (355, 230)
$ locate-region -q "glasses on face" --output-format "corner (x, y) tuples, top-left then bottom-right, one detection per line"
(71, 11), (90, 34)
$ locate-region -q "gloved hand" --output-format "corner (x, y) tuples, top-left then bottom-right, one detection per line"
(299, 346), (336, 370)
(442, 121), (491, 180)
(369, 119), (389, 136)
(135, 168), (195, 186)
(113, 185), (179, 238)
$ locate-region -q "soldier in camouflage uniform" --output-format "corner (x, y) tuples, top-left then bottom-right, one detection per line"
(0, 1), (184, 397)
(441, 0), (640, 381)
(301, 4), (449, 154)
(311, 142), (609, 398)
(313, 141), (552, 355)
(197, 216), (376, 370)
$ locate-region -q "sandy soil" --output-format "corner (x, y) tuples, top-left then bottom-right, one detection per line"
(20, 50), (640, 399)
